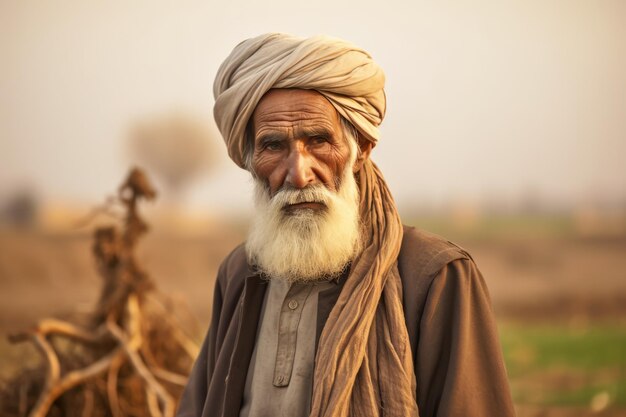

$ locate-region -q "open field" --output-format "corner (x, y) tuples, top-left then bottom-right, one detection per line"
(501, 323), (626, 416)
(1, 220), (625, 416)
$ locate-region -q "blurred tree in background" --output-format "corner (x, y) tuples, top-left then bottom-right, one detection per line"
(128, 113), (218, 201)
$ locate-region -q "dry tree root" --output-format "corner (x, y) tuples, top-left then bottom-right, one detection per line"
(1, 168), (199, 417)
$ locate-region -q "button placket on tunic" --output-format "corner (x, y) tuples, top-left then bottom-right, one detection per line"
(239, 278), (336, 417)
(273, 284), (313, 387)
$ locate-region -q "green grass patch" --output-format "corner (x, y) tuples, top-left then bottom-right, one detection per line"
(499, 322), (626, 407)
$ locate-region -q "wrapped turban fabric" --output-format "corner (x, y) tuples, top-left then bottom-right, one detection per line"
(213, 33), (419, 417)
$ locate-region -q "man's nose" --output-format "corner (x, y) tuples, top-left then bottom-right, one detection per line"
(284, 147), (316, 189)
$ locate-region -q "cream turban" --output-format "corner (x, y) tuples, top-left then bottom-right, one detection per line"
(213, 33), (386, 168)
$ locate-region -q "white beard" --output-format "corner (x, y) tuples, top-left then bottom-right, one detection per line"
(246, 158), (361, 283)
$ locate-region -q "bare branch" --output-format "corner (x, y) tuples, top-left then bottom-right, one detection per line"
(126, 294), (143, 350)
(73, 195), (125, 230)
(33, 334), (61, 383)
(28, 348), (123, 417)
(81, 386), (94, 417)
(9, 319), (109, 345)
(27, 334), (61, 417)
(19, 380), (29, 416)
(107, 305), (175, 417)
(107, 353), (125, 417)
(151, 367), (189, 387)
(146, 387), (164, 417)
(171, 328), (200, 359)
(144, 294), (200, 359)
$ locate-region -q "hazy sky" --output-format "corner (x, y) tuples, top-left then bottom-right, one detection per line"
(1, 0), (625, 215)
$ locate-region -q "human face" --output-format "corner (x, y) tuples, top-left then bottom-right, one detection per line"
(250, 89), (353, 209)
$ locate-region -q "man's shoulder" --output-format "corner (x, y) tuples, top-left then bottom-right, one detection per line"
(398, 226), (480, 342)
(399, 225), (473, 280)
(215, 242), (252, 288)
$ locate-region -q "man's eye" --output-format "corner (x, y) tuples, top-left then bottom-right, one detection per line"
(263, 142), (282, 151)
(311, 136), (328, 145)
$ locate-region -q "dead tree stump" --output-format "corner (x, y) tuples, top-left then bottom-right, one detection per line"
(1, 168), (198, 417)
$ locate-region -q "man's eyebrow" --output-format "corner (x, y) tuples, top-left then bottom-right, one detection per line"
(300, 126), (333, 138)
(255, 132), (287, 146)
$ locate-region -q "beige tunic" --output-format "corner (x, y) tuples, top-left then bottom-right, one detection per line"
(240, 279), (335, 417)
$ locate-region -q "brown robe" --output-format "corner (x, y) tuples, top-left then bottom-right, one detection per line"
(177, 226), (516, 417)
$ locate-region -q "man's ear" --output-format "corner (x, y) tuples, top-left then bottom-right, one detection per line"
(353, 134), (374, 173)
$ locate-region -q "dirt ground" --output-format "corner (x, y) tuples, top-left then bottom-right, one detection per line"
(1, 228), (624, 330)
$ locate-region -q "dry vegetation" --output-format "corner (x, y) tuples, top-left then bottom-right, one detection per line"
(0, 169), (198, 417)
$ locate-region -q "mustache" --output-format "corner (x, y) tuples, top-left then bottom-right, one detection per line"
(269, 184), (333, 208)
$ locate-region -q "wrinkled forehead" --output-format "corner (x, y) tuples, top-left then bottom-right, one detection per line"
(251, 89), (341, 131)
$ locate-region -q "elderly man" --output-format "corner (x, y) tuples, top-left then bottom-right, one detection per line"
(177, 33), (515, 417)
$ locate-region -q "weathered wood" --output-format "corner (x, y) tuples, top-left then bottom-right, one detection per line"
(3, 168), (198, 417)
(28, 347), (123, 417)
(107, 305), (174, 417)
